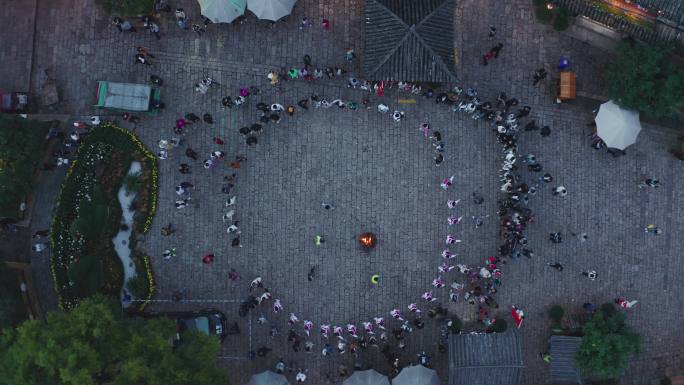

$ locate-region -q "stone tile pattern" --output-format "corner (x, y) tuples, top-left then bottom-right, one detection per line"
(0, 0), (36, 91)
(21, 0), (684, 384)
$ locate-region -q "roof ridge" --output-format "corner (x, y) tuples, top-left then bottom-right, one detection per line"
(416, 0), (454, 29)
(369, 0), (409, 28)
(408, 25), (457, 81)
(367, 23), (412, 76)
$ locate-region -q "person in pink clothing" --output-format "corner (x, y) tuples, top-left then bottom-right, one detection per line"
(615, 298), (638, 309)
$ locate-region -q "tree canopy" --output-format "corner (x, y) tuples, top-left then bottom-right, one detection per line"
(576, 304), (641, 379)
(0, 295), (229, 385)
(604, 41), (684, 118)
(0, 115), (49, 218)
(96, 0), (154, 16)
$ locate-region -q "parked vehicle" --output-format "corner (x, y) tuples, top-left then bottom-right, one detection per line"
(150, 309), (228, 343)
(94, 81), (161, 113)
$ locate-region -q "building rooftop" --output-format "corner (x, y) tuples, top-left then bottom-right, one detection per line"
(363, 0), (457, 82)
(448, 331), (524, 385)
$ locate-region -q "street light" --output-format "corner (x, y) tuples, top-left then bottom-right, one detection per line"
(547, 3), (555, 10)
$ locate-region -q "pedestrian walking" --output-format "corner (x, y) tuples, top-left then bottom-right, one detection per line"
(144, 21), (161, 39)
(638, 177), (660, 188)
(488, 26), (496, 39)
(113, 16), (136, 32)
(571, 232), (588, 242)
(581, 270), (597, 280)
(644, 224), (662, 235)
(232, 237), (242, 247)
(32, 243), (48, 252)
(162, 248), (176, 259)
(440, 175), (455, 190)
(549, 232), (562, 243)
(227, 269), (240, 281)
(32, 229), (50, 238)
(552, 186), (567, 196)
(533, 68), (547, 85)
(547, 262), (563, 271)
(300, 16), (313, 29)
(203, 113), (213, 124)
(491, 42), (503, 58)
(136, 46), (154, 58)
(257, 346), (271, 357)
(202, 253), (215, 264)
(161, 223), (175, 236)
(322, 18), (330, 30)
(135, 53), (152, 65)
(344, 48), (356, 61)
(615, 298), (638, 309)
(192, 24), (205, 36)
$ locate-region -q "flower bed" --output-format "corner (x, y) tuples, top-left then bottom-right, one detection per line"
(50, 123), (158, 310)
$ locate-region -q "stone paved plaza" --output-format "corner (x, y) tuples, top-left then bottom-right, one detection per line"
(12, 0), (684, 383)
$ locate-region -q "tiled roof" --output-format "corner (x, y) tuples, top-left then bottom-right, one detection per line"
(549, 336), (583, 384)
(363, 0), (457, 82)
(448, 332), (524, 385)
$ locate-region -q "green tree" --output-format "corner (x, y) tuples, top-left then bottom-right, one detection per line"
(604, 41), (684, 118)
(0, 115), (49, 218)
(576, 304), (641, 379)
(0, 262), (27, 330)
(549, 304), (565, 323)
(0, 295), (229, 385)
(96, 0), (154, 16)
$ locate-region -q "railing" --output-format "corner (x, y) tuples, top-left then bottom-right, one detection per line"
(554, 0), (684, 49)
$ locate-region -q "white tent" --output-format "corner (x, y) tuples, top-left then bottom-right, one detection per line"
(595, 100), (642, 150)
(392, 365), (440, 385)
(247, 0), (297, 21)
(198, 0), (246, 23)
(246, 371), (291, 385)
(343, 370), (390, 385)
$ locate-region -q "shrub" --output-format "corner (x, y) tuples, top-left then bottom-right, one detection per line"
(122, 172), (143, 193)
(51, 124), (158, 310)
(600, 302), (617, 317)
(604, 42), (684, 118)
(576, 310), (641, 378)
(0, 115), (49, 219)
(553, 7), (571, 31)
(0, 263), (27, 330)
(661, 378), (672, 385)
(549, 305), (565, 323)
(447, 317), (462, 334)
(535, 5), (554, 23)
(126, 273), (149, 299)
(490, 319), (508, 333)
(96, 0), (154, 16)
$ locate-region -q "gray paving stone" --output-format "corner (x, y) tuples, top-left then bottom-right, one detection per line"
(14, 0), (684, 384)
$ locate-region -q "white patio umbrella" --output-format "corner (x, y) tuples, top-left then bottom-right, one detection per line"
(343, 369), (390, 385)
(595, 100), (642, 150)
(247, 0), (297, 21)
(392, 365), (440, 385)
(246, 371), (291, 385)
(198, 0), (246, 23)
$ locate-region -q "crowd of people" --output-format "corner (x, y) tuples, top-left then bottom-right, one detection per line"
(57, 7), (649, 383)
(140, 46), (572, 377)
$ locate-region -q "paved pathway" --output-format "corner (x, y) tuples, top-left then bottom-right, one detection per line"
(0, 0), (36, 91)
(17, 0), (684, 384)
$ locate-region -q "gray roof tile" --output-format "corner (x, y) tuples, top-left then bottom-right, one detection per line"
(448, 332), (524, 385)
(363, 0), (457, 82)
